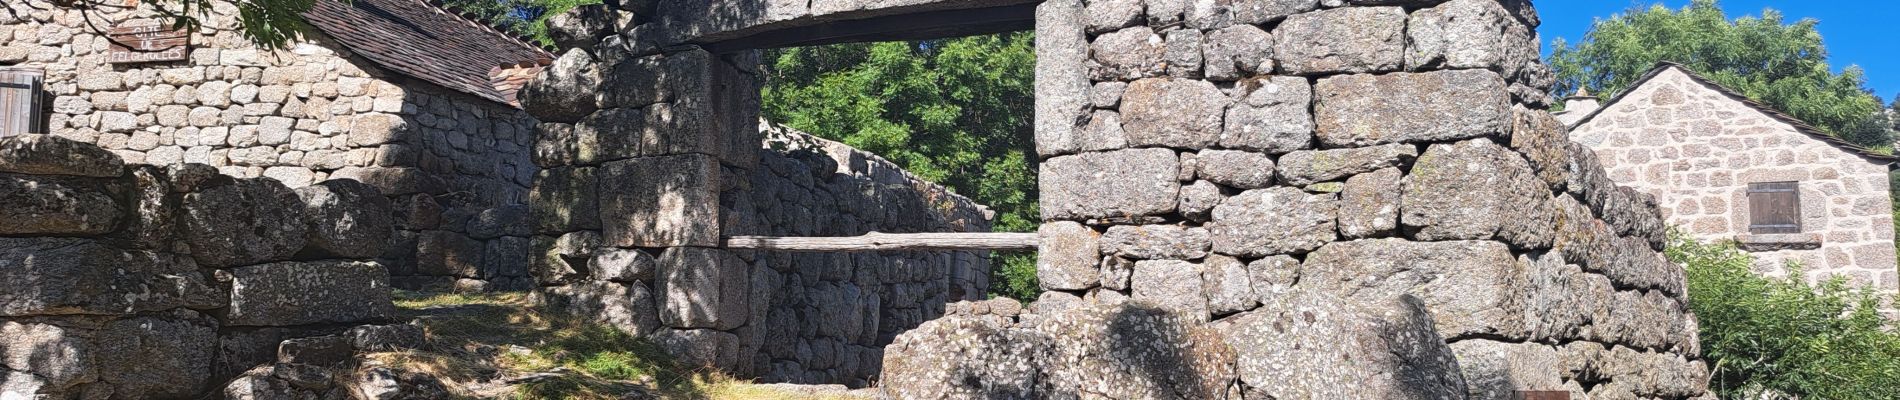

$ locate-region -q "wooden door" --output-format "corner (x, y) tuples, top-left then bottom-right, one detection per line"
(0, 67), (45, 138)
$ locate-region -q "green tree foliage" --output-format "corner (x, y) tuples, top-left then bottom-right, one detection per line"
(1667, 235), (1900, 399)
(760, 34), (1042, 300)
(439, 0), (596, 47)
(1550, 0), (1893, 149)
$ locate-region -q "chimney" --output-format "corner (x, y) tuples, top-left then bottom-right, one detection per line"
(1557, 88), (1601, 126)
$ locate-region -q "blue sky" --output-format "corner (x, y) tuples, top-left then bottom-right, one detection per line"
(1536, 1), (1900, 103)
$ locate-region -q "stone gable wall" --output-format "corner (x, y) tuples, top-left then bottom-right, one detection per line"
(1571, 68), (1899, 293)
(0, 134), (407, 398)
(1, 1), (541, 290)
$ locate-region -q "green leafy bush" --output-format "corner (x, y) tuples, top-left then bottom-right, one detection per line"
(1667, 235), (1900, 398)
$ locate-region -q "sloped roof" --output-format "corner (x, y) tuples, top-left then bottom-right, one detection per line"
(1568, 62), (1897, 163)
(302, 0), (554, 107)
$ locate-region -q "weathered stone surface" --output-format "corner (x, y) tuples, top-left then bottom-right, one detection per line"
(1450, 340), (1567, 400)
(296, 179), (394, 259)
(1177, 180), (1223, 222)
(1100, 225), (1211, 260)
(1245, 255), (1298, 304)
(1194, 150), (1276, 189)
(348, 324), (425, 352)
(0, 134), (124, 177)
(1201, 255), (1257, 315)
(0, 175), (121, 236)
(881, 313), (1046, 399)
(277, 335), (353, 366)
(1221, 76), (1312, 153)
(530, 166), (599, 234)
(1100, 256), (1134, 291)
(482, 236), (533, 280)
(327, 167), (446, 197)
(518, 49), (600, 123)
(532, 231), (599, 285)
(1276, 143), (1415, 186)
(657, 247), (750, 330)
(1338, 167), (1402, 238)
(1164, 28), (1205, 78)
(539, 280), (662, 336)
(1210, 187), (1337, 257)
(1130, 260), (1209, 322)
(1314, 69), (1511, 147)
(1037, 221), (1100, 291)
(1040, 148), (1180, 220)
(1086, 0), (1143, 33)
(181, 178), (309, 268)
(652, 328), (741, 370)
(1076, 110), (1129, 153)
(590, 247), (658, 282)
(1034, 0), (1093, 158)
(1220, 290), (1466, 399)
(545, 5), (617, 50)
(1188, 0), (1319, 28)
(1402, 139), (1554, 248)
(225, 260), (395, 326)
(94, 313), (218, 397)
(1301, 239), (1527, 339)
(1405, 0), (1539, 78)
(1036, 303), (1237, 398)
(1203, 25), (1273, 81)
(416, 230), (483, 278)
(1120, 78), (1227, 148)
(1088, 26), (1166, 80)
(467, 205), (533, 240)
(1508, 106), (1575, 191)
(0, 321), (92, 390)
(599, 154), (721, 247)
(1271, 6), (1407, 75)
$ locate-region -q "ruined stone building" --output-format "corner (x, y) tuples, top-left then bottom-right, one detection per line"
(1565, 63), (1899, 294)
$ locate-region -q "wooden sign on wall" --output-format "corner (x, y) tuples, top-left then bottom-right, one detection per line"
(105, 22), (189, 64)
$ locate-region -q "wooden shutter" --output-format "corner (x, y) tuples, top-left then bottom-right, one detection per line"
(1747, 181), (1801, 234)
(0, 68), (44, 138)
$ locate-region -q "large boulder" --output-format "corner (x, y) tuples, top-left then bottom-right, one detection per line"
(1035, 302), (1237, 398)
(656, 247), (750, 330)
(1401, 138), (1555, 249)
(881, 314), (1047, 399)
(537, 280), (661, 337)
(181, 178), (309, 268)
(1209, 187), (1337, 257)
(1314, 69), (1511, 147)
(92, 313), (219, 397)
(0, 237), (220, 316)
(1271, 6), (1407, 75)
(1120, 77), (1228, 148)
(0, 175), (121, 236)
(1220, 76), (1311, 153)
(1300, 239), (1529, 339)
(224, 260), (395, 326)
(0, 134), (124, 177)
(296, 179), (395, 259)
(1218, 291), (1467, 398)
(1040, 148), (1181, 220)
(1036, 221), (1100, 291)
(598, 154), (722, 247)
(517, 49), (601, 123)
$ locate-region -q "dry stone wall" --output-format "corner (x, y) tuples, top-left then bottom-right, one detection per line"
(2, 1), (540, 291)
(0, 134), (407, 398)
(882, 0), (1711, 399)
(524, 7), (996, 383)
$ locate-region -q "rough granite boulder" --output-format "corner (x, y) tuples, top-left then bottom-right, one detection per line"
(1130, 260), (1211, 322)
(532, 231), (600, 285)
(1405, 0), (1540, 80)
(529, 166), (599, 234)
(1101, 225), (1212, 260)
(1194, 150), (1276, 189)
(1275, 143), (1416, 186)
(1035, 302), (1238, 398)
(1301, 239), (1528, 339)
(225, 260), (395, 326)
(1271, 6), (1407, 75)
(1402, 138), (1555, 249)
(296, 179), (394, 259)
(1217, 291), (1466, 398)
(538, 280), (662, 337)
(1210, 187), (1337, 257)
(0, 175), (121, 236)
(1221, 76), (1313, 153)
(92, 313), (219, 397)
(1037, 221), (1101, 291)
(1040, 148), (1181, 220)
(517, 49), (601, 123)
(181, 178), (310, 268)
(1089, 26), (1166, 80)
(1202, 25), (1274, 81)
(1314, 69), (1511, 147)
(1188, 0), (1319, 28)
(589, 247), (658, 282)
(0, 237), (220, 316)
(1121, 78), (1228, 148)
(599, 154), (722, 247)
(0, 134), (124, 177)
(657, 247), (750, 330)
(1338, 167), (1403, 238)
(881, 314), (1047, 399)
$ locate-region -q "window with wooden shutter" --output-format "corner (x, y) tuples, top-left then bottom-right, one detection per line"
(1747, 181), (1802, 234)
(0, 67), (45, 138)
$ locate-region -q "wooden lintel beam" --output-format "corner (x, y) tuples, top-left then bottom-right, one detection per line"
(723, 232), (1037, 252)
(702, 3), (1038, 53)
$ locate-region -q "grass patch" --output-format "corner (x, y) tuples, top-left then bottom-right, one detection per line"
(380, 290), (866, 399)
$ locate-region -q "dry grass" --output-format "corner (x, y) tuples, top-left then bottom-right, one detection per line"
(375, 290), (868, 400)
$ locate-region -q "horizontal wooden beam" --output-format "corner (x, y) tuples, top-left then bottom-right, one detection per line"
(723, 232), (1037, 252)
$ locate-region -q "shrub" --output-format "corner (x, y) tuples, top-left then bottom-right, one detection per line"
(1667, 235), (1900, 399)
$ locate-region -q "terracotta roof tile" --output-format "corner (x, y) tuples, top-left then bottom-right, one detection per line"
(302, 0), (554, 108)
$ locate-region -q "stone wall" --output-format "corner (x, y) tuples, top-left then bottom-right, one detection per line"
(522, 10), (996, 382)
(1, 1), (541, 289)
(1570, 67), (1899, 293)
(880, 0), (1711, 399)
(0, 134), (404, 398)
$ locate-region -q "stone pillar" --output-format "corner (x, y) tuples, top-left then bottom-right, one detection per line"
(882, 0), (1711, 398)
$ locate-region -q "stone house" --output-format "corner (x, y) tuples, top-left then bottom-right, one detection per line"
(0, 0), (555, 289)
(1565, 62), (1899, 293)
